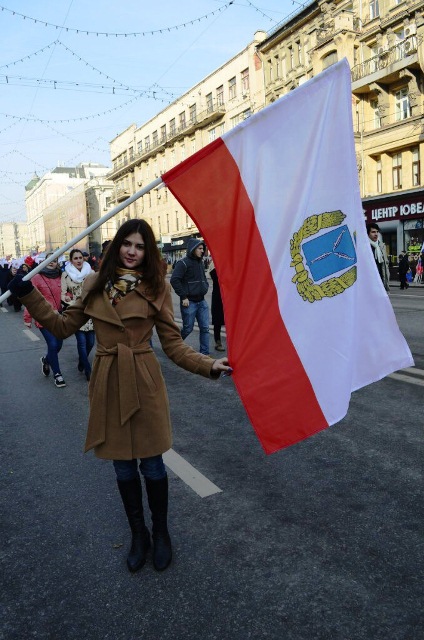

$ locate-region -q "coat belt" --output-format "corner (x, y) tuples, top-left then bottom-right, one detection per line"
(96, 341), (152, 426)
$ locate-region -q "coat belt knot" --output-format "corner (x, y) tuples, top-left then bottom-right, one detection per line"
(96, 341), (152, 426)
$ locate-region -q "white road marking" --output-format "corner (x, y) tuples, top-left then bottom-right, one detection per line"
(23, 329), (40, 341)
(400, 367), (424, 377)
(388, 372), (424, 387)
(0, 306), (8, 313)
(163, 449), (222, 498)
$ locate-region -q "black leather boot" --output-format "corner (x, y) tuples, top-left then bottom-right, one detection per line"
(117, 476), (151, 572)
(144, 475), (172, 571)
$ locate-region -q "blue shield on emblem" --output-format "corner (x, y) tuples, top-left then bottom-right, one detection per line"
(302, 225), (357, 282)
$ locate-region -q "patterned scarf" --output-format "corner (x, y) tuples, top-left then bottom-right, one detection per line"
(106, 267), (143, 306)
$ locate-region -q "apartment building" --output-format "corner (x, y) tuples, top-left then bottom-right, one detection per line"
(25, 163), (113, 255)
(108, 32), (267, 258)
(257, 0), (424, 266)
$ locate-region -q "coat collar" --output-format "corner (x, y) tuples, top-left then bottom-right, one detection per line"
(80, 273), (167, 326)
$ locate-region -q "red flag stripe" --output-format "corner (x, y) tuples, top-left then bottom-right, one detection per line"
(163, 139), (328, 453)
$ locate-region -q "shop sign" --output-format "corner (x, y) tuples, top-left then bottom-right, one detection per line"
(364, 192), (424, 223)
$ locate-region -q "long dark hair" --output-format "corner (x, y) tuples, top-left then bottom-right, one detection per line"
(89, 219), (165, 299)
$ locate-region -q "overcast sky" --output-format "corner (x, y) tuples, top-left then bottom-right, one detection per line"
(0, 0), (299, 223)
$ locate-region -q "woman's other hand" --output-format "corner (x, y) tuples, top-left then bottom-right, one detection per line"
(211, 357), (232, 376)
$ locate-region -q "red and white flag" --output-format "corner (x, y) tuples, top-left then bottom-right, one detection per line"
(162, 59), (413, 454)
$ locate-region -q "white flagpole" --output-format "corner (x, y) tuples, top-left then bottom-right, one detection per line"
(0, 177), (163, 305)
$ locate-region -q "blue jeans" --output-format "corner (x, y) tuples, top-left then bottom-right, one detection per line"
(39, 327), (63, 376)
(75, 330), (95, 375)
(113, 456), (166, 482)
(180, 299), (210, 355)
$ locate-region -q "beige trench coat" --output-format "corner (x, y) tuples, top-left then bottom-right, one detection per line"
(20, 274), (218, 459)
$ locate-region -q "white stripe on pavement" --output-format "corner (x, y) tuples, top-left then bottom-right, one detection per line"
(163, 449), (222, 498)
(0, 306), (8, 313)
(23, 329), (40, 341)
(388, 372), (424, 387)
(400, 367), (424, 377)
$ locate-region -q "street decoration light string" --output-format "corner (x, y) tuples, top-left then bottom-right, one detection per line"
(0, 88), (167, 123)
(0, 3), (234, 37)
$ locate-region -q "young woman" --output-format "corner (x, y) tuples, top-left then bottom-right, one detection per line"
(23, 253), (66, 388)
(61, 249), (95, 380)
(10, 219), (231, 574)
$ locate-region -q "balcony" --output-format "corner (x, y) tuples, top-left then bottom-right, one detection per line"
(108, 103), (226, 181)
(351, 36), (420, 90)
(115, 187), (131, 203)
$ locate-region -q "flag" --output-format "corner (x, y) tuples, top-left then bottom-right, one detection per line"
(162, 59), (414, 454)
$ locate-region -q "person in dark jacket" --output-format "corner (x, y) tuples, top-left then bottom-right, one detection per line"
(209, 259), (225, 352)
(170, 238), (210, 355)
(398, 251), (410, 290)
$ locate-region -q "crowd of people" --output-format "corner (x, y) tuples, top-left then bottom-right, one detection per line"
(366, 222), (424, 290)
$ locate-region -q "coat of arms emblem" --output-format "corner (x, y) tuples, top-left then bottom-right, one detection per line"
(290, 211), (357, 303)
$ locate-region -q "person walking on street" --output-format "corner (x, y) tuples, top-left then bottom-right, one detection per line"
(22, 253), (66, 389)
(398, 251), (410, 290)
(170, 239), (210, 355)
(61, 249), (95, 381)
(9, 219), (231, 574)
(209, 259), (225, 352)
(23, 253), (66, 388)
(366, 222), (390, 292)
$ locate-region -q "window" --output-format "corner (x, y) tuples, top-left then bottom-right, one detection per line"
(179, 111), (186, 130)
(144, 135), (150, 151)
(288, 46), (294, 70)
(189, 104), (197, 124)
(241, 68), (249, 93)
(230, 115), (239, 129)
(129, 146), (134, 161)
(137, 140), (143, 155)
(392, 153), (402, 189)
(412, 147), (420, 186)
(376, 157), (382, 192)
(206, 92), (213, 112)
(216, 85), (224, 106)
(395, 88), (410, 121)
(190, 138), (196, 154)
(209, 127), (217, 142)
(180, 144), (186, 160)
(160, 125), (166, 143)
(169, 118), (176, 136)
(152, 131), (158, 147)
(369, 0), (379, 19)
(322, 50), (338, 69)
(296, 41), (302, 66)
(371, 99), (381, 128)
(275, 56), (280, 79)
(268, 59), (273, 83)
(228, 77), (236, 100)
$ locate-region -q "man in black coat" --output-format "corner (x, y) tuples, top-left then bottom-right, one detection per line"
(170, 239), (210, 355)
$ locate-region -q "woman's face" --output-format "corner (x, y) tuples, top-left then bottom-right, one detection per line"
(71, 252), (84, 271)
(119, 232), (145, 269)
(46, 256), (58, 270)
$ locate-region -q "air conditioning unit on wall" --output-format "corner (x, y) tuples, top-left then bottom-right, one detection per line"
(405, 24), (417, 38)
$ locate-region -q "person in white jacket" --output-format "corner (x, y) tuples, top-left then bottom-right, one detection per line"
(61, 249), (95, 380)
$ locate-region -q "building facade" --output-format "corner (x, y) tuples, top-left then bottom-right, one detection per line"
(108, 32), (267, 258)
(25, 163), (113, 256)
(257, 0), (424, 267)
(0, 222), (29, 258)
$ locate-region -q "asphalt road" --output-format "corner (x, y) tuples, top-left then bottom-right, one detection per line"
(0, 284), (423, 640)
